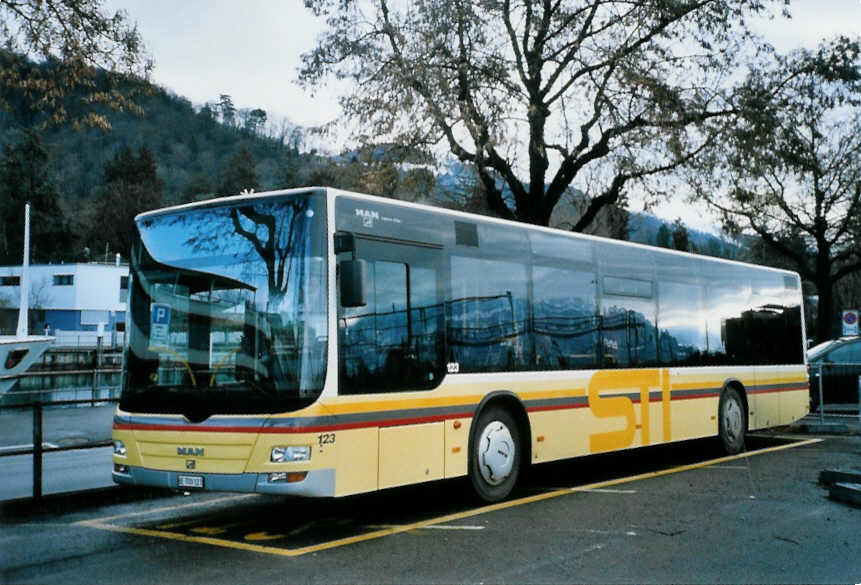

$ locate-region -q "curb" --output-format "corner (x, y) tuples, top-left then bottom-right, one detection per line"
(828, 483), (861, 508)
(819, 469), (861, 509)
(794, 422), (852, 434)
(819, 469), (861, 487)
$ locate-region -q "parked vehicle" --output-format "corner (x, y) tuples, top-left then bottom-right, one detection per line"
(808, 336), (861, 409)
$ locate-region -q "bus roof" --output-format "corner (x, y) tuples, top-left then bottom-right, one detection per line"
(135, 186), (802, 279)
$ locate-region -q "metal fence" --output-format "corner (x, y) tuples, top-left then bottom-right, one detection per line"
(2, 368), (121, 407)
(0, 397), (117, 500)
(1, 354), (121, 500)
(51, 331), (125, 349)
(808, 362), (861, 425)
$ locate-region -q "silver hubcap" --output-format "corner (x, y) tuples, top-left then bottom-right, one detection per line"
(477, 420), (515, 486)
(723, 396), (743, 443)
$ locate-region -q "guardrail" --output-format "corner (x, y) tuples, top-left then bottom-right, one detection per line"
(2, 351), (121, 500)
(50, 331), (125, 349)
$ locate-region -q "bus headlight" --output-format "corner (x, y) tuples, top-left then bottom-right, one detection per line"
(271, 446), (311, 463)
(113, 440), (127, 457)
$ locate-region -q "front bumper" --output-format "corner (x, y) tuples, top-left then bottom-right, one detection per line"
(112, 466), (336, 497)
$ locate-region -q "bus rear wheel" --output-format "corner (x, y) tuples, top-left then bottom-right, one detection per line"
(718, 387), (746, 455)
(469, 406), (521, 502)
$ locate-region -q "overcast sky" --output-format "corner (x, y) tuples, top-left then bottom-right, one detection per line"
(106, 1), (338, 126)
(106, 0), (861, 230)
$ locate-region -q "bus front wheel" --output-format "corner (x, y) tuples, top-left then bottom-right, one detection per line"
(469, 406), (521, 502)
(718, 387), (746, 455)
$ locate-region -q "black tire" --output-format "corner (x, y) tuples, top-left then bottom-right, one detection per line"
(718, 386), (746, 455)
(468, 406), (521, 503)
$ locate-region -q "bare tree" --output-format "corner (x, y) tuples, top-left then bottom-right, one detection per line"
(690, 37), (861, 342)
(301, 0), (781, 230)
(549, 189), (629, 240)
(0, 0), (152, 129)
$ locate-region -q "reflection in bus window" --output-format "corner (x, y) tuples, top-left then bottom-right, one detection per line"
(340, 261), (405, 393)
(533, 266), (598, 370)
(726, 272), (804, 365)
(601, 297), (657, 368)
(705, 283), (750, 362)
(447, 256), (531, 372)
(121, 194), (328, 418)
(339, 261), (444, 393)
(658, 281), (707, 366)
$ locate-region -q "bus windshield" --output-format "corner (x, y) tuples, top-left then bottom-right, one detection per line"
(120, 193), (328, 420)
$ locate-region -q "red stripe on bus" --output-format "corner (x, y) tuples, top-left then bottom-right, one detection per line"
(526, 402), (588, 413)
(748, 384), (808, 395)
(113, 423), (259, 433)
(113, 411), (476, 435)
(672, 392), (720, 401)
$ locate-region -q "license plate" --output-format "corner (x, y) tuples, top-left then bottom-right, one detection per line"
(178, 474), (204, 489)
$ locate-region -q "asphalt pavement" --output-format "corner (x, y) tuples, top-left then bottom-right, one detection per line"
(3, 429), (860, 584)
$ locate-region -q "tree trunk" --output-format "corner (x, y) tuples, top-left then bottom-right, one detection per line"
(814, 276), (835, 343)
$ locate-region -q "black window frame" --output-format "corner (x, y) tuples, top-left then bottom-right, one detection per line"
(53, 274), (74, 286)
(337, 234), (446, 395)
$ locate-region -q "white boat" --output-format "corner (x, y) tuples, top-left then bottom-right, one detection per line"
(0, 203), (54, 395)
(0, 336), (54, 394)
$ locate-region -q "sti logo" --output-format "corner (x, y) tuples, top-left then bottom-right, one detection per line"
(355, 208), (380, 227)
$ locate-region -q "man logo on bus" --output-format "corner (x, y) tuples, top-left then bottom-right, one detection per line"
(177, 447), (204, 457)
(355, 208), (379, 228)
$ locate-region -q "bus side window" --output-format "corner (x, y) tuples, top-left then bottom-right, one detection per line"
(338, 259), (444, 394)
(533, 265), (599, 370)
(705, 278), (750, 365)
(339, 261), (400, 394)
(447, 255), (532, 372)
(600, 277), (658, 368)
(657, 281), (707, 366)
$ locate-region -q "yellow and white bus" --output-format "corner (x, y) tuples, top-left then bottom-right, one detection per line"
(112, 187), (809, 502)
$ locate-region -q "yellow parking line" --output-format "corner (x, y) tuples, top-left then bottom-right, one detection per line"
(78, 438), (822, 557)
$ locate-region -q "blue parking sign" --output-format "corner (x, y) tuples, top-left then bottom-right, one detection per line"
(152, 304), (170, 325)
(150, 303), (171, 348)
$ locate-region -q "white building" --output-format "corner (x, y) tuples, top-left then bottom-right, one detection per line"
(0, 261), (128, 346)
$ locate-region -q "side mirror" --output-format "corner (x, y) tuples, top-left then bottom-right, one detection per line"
(339, 259), (367, 308)
(334, 231), (356, 255)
